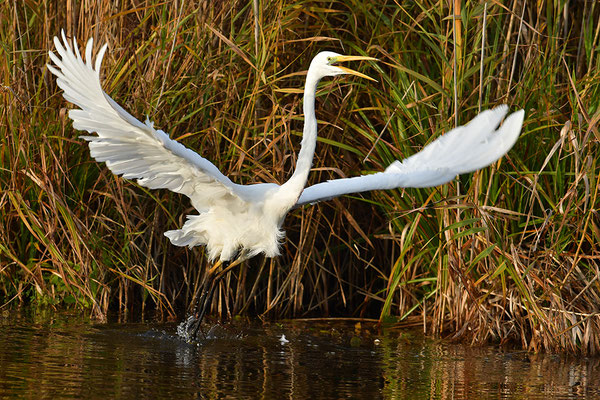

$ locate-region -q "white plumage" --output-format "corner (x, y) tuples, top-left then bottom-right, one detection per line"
(297, 105), (524, 205)
(48, 31), (524, 263)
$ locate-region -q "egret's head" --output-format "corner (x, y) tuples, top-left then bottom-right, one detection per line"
(308, 51), (377, 81)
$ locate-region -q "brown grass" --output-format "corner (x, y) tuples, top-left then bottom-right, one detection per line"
(1, 0), (599, 354)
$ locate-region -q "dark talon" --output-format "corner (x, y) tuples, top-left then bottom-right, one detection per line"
(188, 260), (235, 340)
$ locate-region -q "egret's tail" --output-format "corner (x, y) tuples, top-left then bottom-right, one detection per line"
(164, 213), (283, 262)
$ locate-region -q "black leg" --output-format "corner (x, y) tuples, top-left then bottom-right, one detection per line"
(191, 272), (224, 338)
(189, 259), (241, 340)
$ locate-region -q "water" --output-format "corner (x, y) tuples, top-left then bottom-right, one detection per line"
(0, 311), (599, 399)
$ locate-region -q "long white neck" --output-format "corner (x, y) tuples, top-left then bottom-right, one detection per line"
(281, 73), (320, 196)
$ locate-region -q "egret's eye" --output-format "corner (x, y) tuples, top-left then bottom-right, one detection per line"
(327, 56), (333, 64)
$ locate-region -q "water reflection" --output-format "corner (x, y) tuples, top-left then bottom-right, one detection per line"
(0, 311), (598, 399)
(379, 336), (598, 399)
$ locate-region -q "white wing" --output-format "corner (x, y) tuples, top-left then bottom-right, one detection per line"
(47, 31), (246, 212)
(296, 106), (524, 206)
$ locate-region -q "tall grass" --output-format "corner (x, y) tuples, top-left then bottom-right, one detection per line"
(1, 0), (599, 353)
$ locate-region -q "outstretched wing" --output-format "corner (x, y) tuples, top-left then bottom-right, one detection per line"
(296, 106), (524, 206)
(47, 31), (244, 212)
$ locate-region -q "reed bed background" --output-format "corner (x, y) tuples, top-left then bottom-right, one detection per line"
(1, 0), (599, 354)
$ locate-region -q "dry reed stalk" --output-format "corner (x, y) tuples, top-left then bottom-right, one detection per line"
(1, 0), (600, 354)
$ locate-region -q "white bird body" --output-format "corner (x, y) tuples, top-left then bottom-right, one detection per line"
(48, 31), (524, 264)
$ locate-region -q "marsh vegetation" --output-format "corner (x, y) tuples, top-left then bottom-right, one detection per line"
(1, 1), (599, 354)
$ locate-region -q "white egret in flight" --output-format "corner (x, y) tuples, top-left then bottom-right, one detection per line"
(48, 32), (524, 334)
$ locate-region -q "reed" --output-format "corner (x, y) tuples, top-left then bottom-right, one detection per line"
(1, 0), (599, 353)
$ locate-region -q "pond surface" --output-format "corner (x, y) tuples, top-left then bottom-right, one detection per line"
(0, 311), (599, 399)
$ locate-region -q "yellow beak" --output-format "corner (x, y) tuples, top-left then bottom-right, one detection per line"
(332, 55), (378, 81)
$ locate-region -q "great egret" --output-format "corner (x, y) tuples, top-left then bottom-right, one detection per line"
(48, 31), (524, 334)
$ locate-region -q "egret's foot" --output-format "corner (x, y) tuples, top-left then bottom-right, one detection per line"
(176, 314), (203, 342)
(180, 259), (241, 342)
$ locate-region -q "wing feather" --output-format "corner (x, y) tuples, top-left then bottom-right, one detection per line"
(48, 31), (244, 211)
(296, 106), (524, 206)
